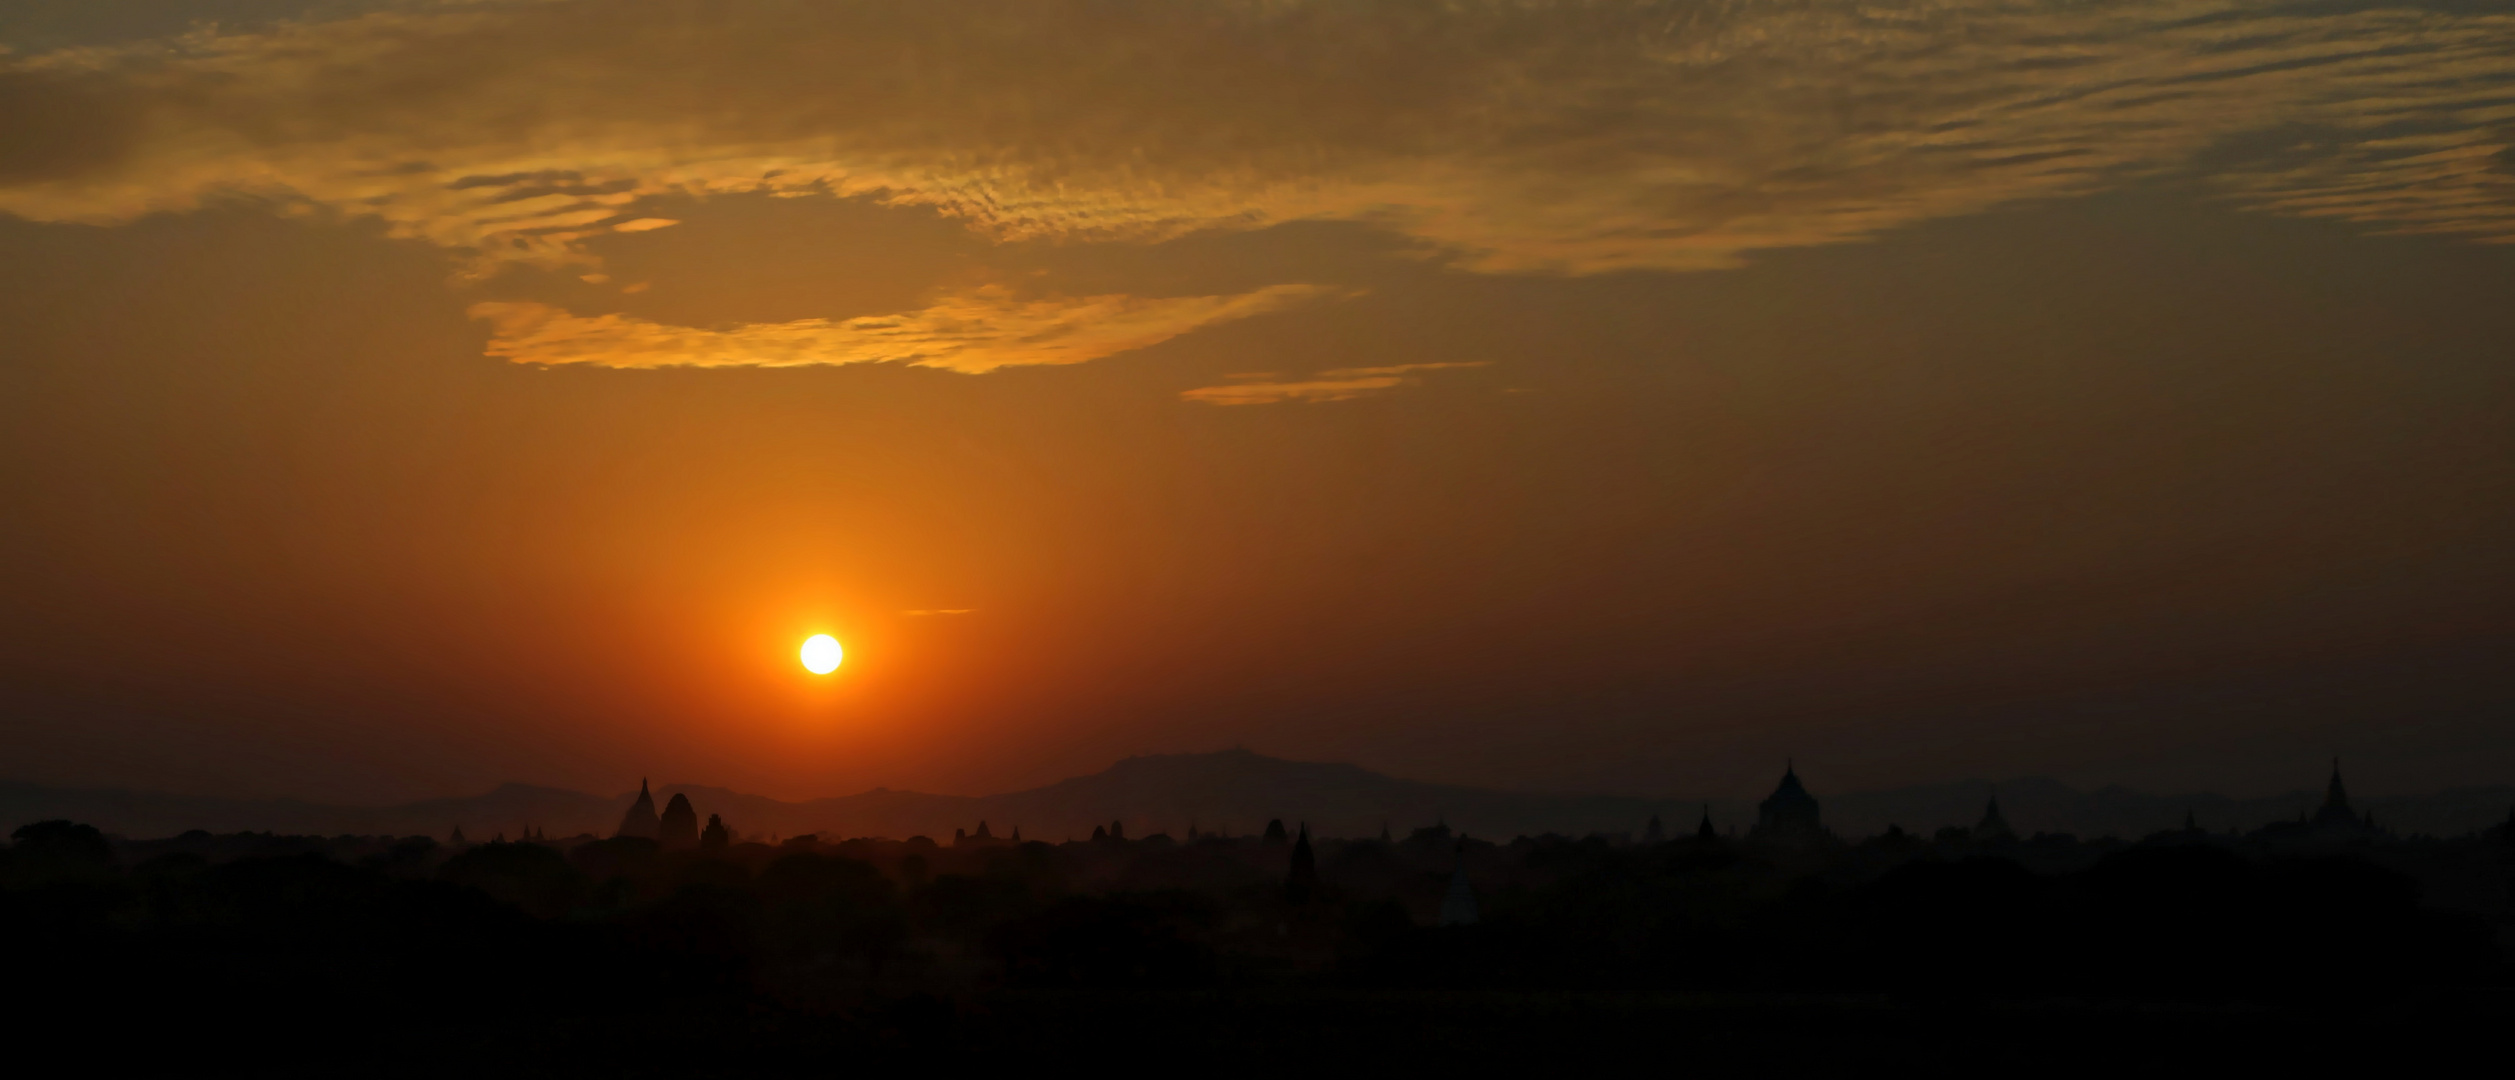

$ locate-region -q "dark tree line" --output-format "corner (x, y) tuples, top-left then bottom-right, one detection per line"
(3, 819), (2505, 1070)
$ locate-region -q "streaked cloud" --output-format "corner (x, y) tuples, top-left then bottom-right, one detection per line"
(470, 285), (1334, 373)
(1, 0), (2509, 280)
(901, 609), (974, 617)
(1182, 363), (1490, 406)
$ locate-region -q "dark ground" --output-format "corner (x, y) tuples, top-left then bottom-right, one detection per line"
(6, 819), (2507, 1074)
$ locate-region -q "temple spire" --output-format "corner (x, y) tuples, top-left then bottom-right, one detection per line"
(1285, 822), (1319, 904)
(1976, 791), (2015, 841)
(2309, 758), (2367, 832)
(1752, 762), (1822, 845)
(615, 777), (662, 840)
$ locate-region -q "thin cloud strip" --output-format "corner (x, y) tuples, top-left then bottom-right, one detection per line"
(1182, 363), (1490, 406)
(470, 285), (1336, 373)
(1, 1), (2511, 275)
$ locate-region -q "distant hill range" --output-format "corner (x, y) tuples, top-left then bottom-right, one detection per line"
(5, 750), (2510, 843)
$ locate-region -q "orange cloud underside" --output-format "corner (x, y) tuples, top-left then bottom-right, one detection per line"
(470, 286), (1340, 373)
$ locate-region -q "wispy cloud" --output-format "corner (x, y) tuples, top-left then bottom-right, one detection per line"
(901, 609), (974, 617)
(470, 285), (1336, 373)
(2, 1), (2510, 274)
(1182, 362), (1488, 406)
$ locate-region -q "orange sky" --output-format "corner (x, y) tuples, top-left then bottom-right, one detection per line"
(2, 1), (2511, 804)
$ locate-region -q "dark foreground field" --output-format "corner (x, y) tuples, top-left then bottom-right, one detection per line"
(20, 987), (2510, 1074)
(7, 819), (2507, 1073)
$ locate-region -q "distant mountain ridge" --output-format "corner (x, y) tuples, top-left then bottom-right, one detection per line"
(4, 750), (2508, 843)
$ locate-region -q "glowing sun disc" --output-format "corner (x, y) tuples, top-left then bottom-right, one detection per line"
(800, 634), (843, 674)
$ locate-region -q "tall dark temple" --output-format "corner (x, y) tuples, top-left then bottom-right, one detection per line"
(2233, 760), (2389, 846)
(2312, 759), (2368, 833)
(659, 793), (700, 849)
(1750, 763), (1826, 846)
(615, 779), (660, 840)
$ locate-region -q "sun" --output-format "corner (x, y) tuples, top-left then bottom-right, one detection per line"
(800, 634), (843, 674)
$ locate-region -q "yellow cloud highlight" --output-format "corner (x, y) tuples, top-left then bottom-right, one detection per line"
(1, 1), (2510, 274)
(470, 285), (1335, 373)
(1182, 363), (1489, 406)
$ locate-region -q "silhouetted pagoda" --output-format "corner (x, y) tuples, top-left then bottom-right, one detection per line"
(1643, 814), (1664, 844)
(2312, 760), (2368, 832)
(1285, 823), (1319, 903)
(700, 813), (730, 852)
(1749, 762), (1826, 846)
(615, 779), (661, 840)
(1975, 794), (2016, 843)
(659, 793), (699, 849)
(2249, 760), (2385, 846)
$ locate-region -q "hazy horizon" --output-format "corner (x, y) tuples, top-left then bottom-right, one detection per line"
(9, 746), (2499, 808)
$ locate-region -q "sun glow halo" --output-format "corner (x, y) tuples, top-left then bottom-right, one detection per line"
(800, 634), (843, 674)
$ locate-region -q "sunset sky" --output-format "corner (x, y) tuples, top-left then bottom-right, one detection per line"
(3, 0), (2510, 805)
